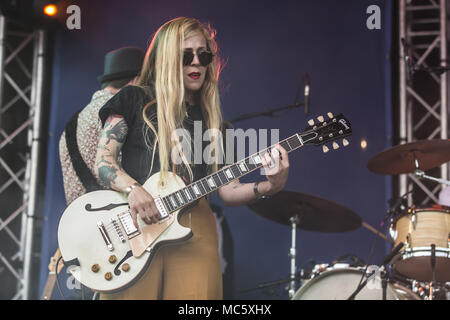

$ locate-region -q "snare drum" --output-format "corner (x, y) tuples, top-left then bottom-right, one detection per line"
(292, 267), (420, 300)
(391, 206), (450, 282)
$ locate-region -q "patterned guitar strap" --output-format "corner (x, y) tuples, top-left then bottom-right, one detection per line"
(65, 110), (103, 192)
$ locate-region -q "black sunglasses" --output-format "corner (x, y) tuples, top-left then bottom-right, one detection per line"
(183, 51), (214, 66)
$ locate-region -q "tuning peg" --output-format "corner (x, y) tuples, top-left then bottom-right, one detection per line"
(327, 112), (334, 119)
(317, 116), (324, 123)
(322, 145), (329, 153)
(342, 138), (349, 147)
(332, 142), (339, 150)
(308, 119), (314, 126)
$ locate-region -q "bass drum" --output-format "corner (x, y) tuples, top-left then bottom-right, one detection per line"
(292, 267), (420, 300)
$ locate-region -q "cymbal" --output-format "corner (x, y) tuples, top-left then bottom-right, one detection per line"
(247, 190), (361, 233)
(367, 139), (450, 175)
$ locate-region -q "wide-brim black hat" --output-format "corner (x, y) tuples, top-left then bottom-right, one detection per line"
(97, 46), (145, 83)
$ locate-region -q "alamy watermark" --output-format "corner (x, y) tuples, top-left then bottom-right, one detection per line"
(171, 121), (281, 174)
(65, 5), (382, 31)
(366, 5), (381, 30)
(66, 5), (81, 30)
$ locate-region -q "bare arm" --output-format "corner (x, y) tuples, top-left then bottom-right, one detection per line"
(218, 144), (289, 206)
(95, 114), (160, 227)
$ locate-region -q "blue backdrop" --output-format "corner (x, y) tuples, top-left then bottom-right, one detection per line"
(39, 0), (392, 300)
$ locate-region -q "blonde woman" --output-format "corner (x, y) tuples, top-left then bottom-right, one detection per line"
(95, 17), (289, 299)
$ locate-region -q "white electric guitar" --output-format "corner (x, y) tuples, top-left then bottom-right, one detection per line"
(57, 113), (352, 293)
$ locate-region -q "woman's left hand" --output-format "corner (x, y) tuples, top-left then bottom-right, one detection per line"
(261, 144), (289, 195)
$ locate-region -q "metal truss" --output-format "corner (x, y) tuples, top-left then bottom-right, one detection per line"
(398, 0), (448, 206)
(0, 15), (45, 300)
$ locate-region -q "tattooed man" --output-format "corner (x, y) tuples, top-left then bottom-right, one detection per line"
(50, 47), (144, 282)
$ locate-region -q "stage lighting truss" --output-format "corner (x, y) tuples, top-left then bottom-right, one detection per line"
(0, 15), (45, 300)
(398, 0), (449, 207)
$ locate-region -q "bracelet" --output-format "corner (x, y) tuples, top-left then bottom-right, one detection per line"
(253, 181), (269, 200)
(125, 182), (140, 195)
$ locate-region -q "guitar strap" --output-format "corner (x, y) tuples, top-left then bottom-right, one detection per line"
(65, 110), (103, 192)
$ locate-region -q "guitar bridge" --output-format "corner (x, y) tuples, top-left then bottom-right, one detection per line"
(97, 221), (114, 251)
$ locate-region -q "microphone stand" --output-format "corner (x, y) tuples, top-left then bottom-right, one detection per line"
(381, 265), (388, 300)
(347, 270), (378, 300)
(238, 271), (306, 294)
(228, 102), (304, 124)
(347, 242), (404, 300)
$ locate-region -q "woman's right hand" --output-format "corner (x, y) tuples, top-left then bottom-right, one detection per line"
(127, 186), (161, 228)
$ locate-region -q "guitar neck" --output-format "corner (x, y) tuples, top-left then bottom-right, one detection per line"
(161, 131), (316, 213)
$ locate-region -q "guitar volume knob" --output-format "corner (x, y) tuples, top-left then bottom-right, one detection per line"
(91, 264), (100, 273)
(109, 255), (117, 264)
(104, 272), (113, 281)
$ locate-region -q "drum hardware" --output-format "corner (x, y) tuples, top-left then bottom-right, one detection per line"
(381, 270), (388, 300)
(238, 259), (315, 297)
(331, 254), (366, 268)
(429, 244), (436, 300)
(349, 201), (402, 300)
(347, 242), (404, 300)
(414, 168), (450, 186)
(292, 265), (420, 300)
(387, 190), (415, 241)
(411, 210), (417, 230)
(237, 214), (304, 299)
(412, 151), (450, 186)
(247, 190), (362, 298)
(288, 215), (299, 299)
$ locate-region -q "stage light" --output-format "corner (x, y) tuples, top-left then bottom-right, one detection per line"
(0, 0), (64, 28)
(360, 139), (368, 151)
(43, 4), (57, 17)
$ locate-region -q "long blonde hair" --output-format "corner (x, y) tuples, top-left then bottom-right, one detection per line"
(137, 17), (224, 185)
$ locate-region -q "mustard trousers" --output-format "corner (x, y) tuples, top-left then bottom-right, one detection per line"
(100, 198), (223, 300)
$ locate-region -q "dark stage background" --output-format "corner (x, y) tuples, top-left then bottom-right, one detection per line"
(39, 0), (393, 299)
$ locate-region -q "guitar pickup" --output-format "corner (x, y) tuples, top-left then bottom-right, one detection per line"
(118, 211), (140, 239)
(154, 197), (169, 220)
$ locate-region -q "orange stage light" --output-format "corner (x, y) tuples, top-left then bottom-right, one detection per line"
(43, 4), (57, 17)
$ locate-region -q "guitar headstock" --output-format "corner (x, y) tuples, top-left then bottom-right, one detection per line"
(301, 113), (352, 152)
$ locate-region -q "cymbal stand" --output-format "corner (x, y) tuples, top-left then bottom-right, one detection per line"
(288, 215), (299, 299)
(413, 153), (450, 186)
(414, 170), (450, 186)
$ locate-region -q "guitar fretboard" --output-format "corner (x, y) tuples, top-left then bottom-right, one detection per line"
(160, 132), (312, 213)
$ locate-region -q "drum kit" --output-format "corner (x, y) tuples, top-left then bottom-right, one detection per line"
(244, 139), (450, 300)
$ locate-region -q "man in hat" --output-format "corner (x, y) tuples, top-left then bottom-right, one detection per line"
(44, 47), (144, 297)
(59, 46), (144, 205)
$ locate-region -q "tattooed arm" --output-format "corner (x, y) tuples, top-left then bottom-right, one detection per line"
(95, 114), (131, 190)
(95, 114), (160, 227)
(217, 144), (289, 206)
